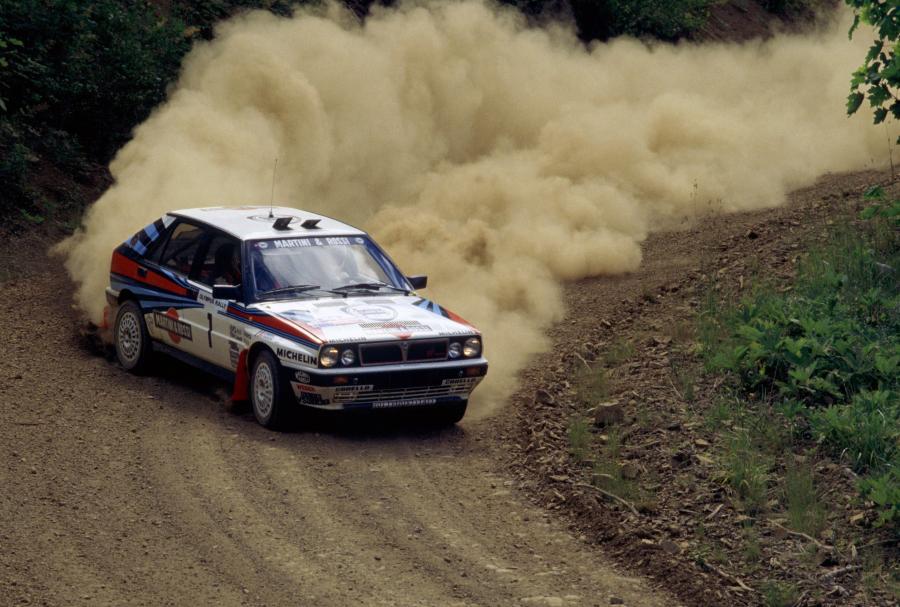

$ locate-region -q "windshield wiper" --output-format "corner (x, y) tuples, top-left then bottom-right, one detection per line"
(331, 282), (409, 295)
(256, 284), (324, 300)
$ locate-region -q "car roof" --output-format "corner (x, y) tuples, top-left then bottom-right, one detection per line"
(169, 206), (367, 241)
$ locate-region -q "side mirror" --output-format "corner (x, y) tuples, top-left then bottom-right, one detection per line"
(407, 275), (428, 290)
(212, 284), (241, 300)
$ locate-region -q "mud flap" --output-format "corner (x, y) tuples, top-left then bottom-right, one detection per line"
(231, 349), (249, 401)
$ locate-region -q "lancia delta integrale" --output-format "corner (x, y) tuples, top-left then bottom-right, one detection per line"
(107, 206), (487, 429)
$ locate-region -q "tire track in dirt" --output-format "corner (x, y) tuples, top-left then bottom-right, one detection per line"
(0, 261), (673, 606)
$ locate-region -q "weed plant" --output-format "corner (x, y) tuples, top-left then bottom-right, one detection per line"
(699, 189), (899, 529)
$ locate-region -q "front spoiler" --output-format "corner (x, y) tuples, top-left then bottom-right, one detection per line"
(286, 360), (488, 411)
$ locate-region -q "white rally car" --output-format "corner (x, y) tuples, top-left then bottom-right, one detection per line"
(106, 206), (487, 429)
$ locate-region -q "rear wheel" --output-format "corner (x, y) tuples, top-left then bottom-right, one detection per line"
(114, 301), (153, 373)
(250, 350), (291, 430)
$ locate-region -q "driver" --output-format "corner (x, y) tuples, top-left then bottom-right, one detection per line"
(213, 243), (242, 286)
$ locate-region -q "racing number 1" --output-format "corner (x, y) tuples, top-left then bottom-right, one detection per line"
(207, 313), (213, 348)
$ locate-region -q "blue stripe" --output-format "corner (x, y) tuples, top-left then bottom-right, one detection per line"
(223, 311), (319, 350)
(144, 223), (159, 241)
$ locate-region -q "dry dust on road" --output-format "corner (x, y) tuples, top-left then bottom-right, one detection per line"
(0, 256), (674, 606)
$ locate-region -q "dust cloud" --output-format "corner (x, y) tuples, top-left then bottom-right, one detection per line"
(59, 1), (889, 414)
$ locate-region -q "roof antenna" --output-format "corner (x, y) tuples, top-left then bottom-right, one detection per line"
(268, 157), (278, 218)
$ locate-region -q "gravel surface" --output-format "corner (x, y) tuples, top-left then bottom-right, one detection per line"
(0, 250), (674, 606)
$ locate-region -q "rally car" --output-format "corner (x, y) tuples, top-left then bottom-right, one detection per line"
(107, 206), (487, 429)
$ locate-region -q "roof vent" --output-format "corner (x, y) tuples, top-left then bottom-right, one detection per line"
(273, 216), (293, 230)
(301, 218), (321, 229)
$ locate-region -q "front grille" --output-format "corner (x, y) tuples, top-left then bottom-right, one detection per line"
(333, 378), (477, 404)
(359, 339), (449, 366)
(360, 343), (403, 365)
(407, 340), (448, 362)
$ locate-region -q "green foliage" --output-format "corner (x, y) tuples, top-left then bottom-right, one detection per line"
(783, 461), (827, 536)
(811, 390), (899, 472)
(701, 203), (898, 527)
(0, 0), (190, 159)
(724, 430), (771, 514)
(859, 468), (900, 530)
(760, 580), (800, 607)
(568, 415), (592, 462)
(844, 1), (900, 141)
(505, 0), (713, 42)
(861, 186), (900, 228)
(605, 0), (711, 40)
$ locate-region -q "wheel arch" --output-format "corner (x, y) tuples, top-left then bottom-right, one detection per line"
(233, 341), (276, 402)
(117, 289), (138, 305)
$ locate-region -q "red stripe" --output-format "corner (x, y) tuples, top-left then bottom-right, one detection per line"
(227, 306), (323, 345)
(231, 349), (249, 401)
(444, 307), (477, 330)
(110, 251), (189, 297)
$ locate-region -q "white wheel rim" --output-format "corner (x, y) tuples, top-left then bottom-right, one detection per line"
(253, 362), (275, 420)
(117, 311), (141, 365)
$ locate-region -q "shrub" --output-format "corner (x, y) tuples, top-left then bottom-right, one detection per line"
(859, 468), (900, 531)
(811, 390), (899, 473)
(0, 0), (190, 159)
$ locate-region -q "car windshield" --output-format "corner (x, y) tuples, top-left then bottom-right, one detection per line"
(248, 235), (408, 300)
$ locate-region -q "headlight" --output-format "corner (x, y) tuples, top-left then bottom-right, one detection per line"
(448, 342), (462, 359)
(320, 346), (339, 367)
(463, 337), (481, 358)
(340, 348), (356, 366)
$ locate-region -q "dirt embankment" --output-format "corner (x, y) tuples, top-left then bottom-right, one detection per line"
(498, 169), (898, 607)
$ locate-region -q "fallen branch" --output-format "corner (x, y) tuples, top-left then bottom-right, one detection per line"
(820, 565), (861, 582)
(574, 352), (592, 371)
(575, 482), (640, 516)
(705, 503), (724, 520)
(703, 562), (754, 593)
(770, 520), (834, 552)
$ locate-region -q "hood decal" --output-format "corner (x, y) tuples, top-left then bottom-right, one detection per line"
(254, 295), (476, 343)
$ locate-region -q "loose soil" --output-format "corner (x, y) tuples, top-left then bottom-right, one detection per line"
(0, 248), (670, 605)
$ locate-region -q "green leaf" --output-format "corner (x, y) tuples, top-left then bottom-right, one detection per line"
(849, 13), (861, 39)
(874, 107), (889, 123)
(847, 91), (865, 115)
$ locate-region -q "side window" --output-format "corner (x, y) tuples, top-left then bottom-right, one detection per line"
(198, 235), (242, 287)
(158, 222), (206, 277)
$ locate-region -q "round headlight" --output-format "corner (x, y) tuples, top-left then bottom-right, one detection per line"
(448, 342), (462, 359)
(320, 346), (339, 367)
(340, 348), (356, 366)
(463, 337), (481, 358)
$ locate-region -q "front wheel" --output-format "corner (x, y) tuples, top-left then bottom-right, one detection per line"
(250, 350), (291, 430)
(431, 400), (467, 426)
(114, 301), (153, 373)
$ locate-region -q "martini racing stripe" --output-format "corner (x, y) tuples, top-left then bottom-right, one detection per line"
(124, 216), (174, 255)
(224, 305), (321, 350)
(111, 251), (191, 297)
(412, 298), (476, 328)
(110, 276), (202, 310)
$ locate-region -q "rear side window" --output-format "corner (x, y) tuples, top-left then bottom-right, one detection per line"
(158, 222), (206, 277)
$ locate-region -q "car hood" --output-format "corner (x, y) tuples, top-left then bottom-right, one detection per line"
(250, 295), (478, 344)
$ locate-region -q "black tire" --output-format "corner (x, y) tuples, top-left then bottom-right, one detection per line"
(250, 350), (291, 430)
(432, 400), (467, 426)
(114, 300), (153, 373)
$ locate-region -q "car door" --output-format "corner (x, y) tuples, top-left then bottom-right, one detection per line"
(149, 220), (211, 361)
(188, 232), (247, 372)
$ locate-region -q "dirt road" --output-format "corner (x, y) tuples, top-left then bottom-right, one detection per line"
(0, 252), (673, 605)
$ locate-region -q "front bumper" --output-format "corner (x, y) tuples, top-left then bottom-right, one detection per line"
(285, 359), (488, 410)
